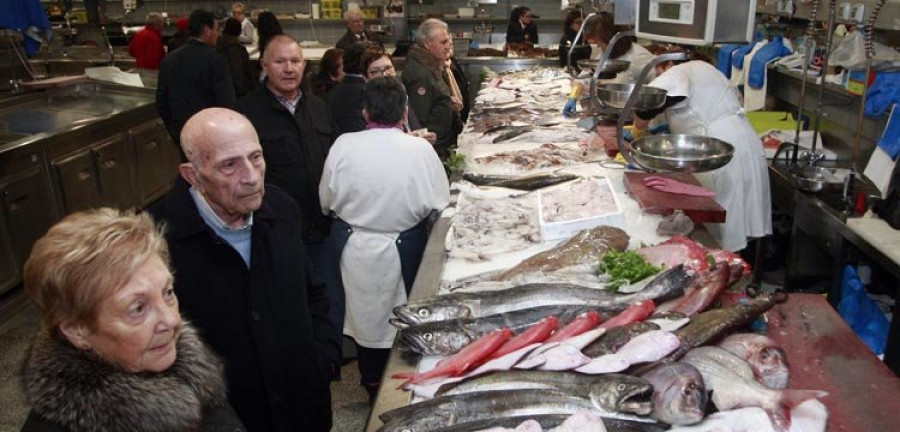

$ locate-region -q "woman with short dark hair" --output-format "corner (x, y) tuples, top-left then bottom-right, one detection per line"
(506, 6), (538, 45)
(218, 17), (256, 97)
(309, 48), (344, 98)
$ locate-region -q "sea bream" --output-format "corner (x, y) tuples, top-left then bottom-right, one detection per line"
(398, 305), (609, 356)
(639, 362), (708, 425)
(682, 347), (826, 431)
(377, 389), (661, 432)
(495, 226), (630, 281)
(392, 265), (690, 328)
(435, 371), (654, 416)
(718, 333), (790, 389)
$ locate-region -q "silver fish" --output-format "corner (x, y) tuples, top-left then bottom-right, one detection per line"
(639, 362), (707, 426)
(393, 265), (691, 327)
(398, 305), (607, 356)
(682, 346), (826, 431)
(434, 414), (668, 432)
(436, 371), (654, 416)
(583, 322), (661, 357)
(377, 389), (661, 432)
(718, 333), (790, 389)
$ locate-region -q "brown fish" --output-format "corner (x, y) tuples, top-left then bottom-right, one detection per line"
(495, 226), (630, 281)
(582, 321), (661, 357)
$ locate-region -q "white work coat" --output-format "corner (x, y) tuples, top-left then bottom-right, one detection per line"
(648, 61), (772, 251)
(591, 43), (656, 84)
(319, 128), (450, 348)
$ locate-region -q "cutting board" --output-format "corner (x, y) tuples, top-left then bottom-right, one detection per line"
(623, 172), (726, 223)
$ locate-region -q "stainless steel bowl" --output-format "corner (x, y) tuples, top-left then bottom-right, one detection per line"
(577, 59), (630, 75)
(791, 166), (851, 193)
(597, 84), (667, 110)
(630, 134), (735, 173)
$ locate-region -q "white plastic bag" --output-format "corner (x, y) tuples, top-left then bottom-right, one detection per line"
(830, 30), (900, 70)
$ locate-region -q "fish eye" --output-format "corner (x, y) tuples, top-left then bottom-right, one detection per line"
(616, 384), (626, 391)
(423, 332), (433, 342)
(418, 309), (431, 318)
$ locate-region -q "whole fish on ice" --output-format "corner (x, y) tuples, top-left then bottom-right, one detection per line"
(495, 226), (630, 281)
(576, 331), (681, 374)
(639, 362), (707, 425)
(431, 414), (668, 432)
(718, 333), (790, 389)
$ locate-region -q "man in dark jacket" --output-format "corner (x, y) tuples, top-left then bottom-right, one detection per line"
(402, 19), (463, 160)
(152, 107), (339, 432)
(156, 9), (235, 149)
(327, 41), (374, 136)
(234, 35), (343, 346)
(335, 9), (380, 50)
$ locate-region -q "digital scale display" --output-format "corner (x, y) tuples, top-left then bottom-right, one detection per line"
(657, 3), (682, 20)
(649, 0), (694, 25)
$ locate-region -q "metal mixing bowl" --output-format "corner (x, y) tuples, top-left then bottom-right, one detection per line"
(577, 59), (630, 75)
(792, 166), (851, 193)
(597, 84), (667, 110)
(630, 134), (735, 173)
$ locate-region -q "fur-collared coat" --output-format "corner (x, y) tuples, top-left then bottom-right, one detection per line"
(20, 324), (244, 432)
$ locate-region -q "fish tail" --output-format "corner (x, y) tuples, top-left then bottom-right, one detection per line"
(770, 389), (829, 431)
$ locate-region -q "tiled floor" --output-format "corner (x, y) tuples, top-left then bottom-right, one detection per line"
(0, 290), (371, 432)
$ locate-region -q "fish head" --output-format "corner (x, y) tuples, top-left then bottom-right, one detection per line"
(588, 375), (654, 416)
(754, 346), (790, 389)
(398, 323), (474, 356)
(393, 301), (473, 326)
(641, 362), (707, 426)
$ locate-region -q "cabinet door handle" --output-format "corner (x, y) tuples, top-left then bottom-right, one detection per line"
(146, 140), (158, 150)
(77, 169), (92, 181)
(100, 157), (116, 169)
(5, 192), (29, 211)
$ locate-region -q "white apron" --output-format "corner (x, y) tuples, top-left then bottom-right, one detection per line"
(650, 61), (772, 251)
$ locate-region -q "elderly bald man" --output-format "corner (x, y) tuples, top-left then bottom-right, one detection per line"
(335, 8), (380, 50)
(150, 107), (340, 432)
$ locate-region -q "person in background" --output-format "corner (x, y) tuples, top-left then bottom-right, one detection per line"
(256, 11), (283, 61)
(309, 47), (344, 99)
(505, 6), (538, 45)
(218, 18), (256, 98)
(558, 8), (587, 68)
(166, 17), (189, 53)
(632, 54), (771, 252)
(20, 208), (244, 431)
(128, 12), (165, 70)
(360, 46), (436, 144)
(231, 2), (255, 45)
(335, 8), (379, 51)
(152, 107), (339, 431)
(156, 9), (235, 149)
(562, 12), (655, 117)
(328, 41), (375, 136)
(319, 76), (450, 401)
(234, 36), (343, 363)
(403, 19), (463, 160)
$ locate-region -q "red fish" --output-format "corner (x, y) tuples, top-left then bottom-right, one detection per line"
(637, 236), (750, 275)
(598, 300), (655, 330)
(658, 263), (730, 316)
(487, 316), (558, 360)
(393, 328), (513, 387)
(545, 310), (602, 343)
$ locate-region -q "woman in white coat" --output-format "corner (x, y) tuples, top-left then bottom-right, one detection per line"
(633, 57), (772, 252)
(563, 12), (655, 116)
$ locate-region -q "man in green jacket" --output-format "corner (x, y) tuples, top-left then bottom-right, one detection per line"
(402, 19), (463, 160)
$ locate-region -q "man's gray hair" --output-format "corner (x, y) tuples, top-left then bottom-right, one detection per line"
(146, 12), (163, 26)
(416, 18), (449, 45)
(344, 8), (364, 21)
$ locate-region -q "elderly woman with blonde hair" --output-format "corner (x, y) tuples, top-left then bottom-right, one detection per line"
(19, 208), (244, 432)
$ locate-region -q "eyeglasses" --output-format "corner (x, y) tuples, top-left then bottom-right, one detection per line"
(367, 64), (395, 76)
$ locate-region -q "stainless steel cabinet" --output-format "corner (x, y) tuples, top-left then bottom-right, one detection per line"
(0, 208), (18, 295)
(3, 166), (55, 268)
(130, 120), (179, 207)
(52, 133), (136, 213)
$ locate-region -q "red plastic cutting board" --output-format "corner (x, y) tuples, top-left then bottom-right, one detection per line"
(623, 172), (726, 223)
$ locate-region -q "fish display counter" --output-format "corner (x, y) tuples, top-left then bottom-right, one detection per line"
(363, 67), (889, 431)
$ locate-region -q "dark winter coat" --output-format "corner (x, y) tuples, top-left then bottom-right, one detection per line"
(156, 39), (236, 146)
(217, 35), (257, 98)
(20, 324), (244, 432)
(506, 21), (539, 45)
(402, 45), (462, 158)
(327, 74), (367, 137)
(335, 28), (381, 51)
(151, 179), (340, 432)
(234, 85), (334, 243)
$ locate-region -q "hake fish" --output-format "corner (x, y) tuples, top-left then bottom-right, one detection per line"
(435, 371), (654, 416)
(495, 226), (630, 281)
(377, 389), (661, 432)
(420, 414), (668, 432)
(393, 265), (690, 328)
(462, 173), (580, 191)
(492, 126), (534, 143)
(398, 305), (608, 356)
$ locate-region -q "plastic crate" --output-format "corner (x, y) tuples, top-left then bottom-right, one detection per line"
(538, 177), (625, 242)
